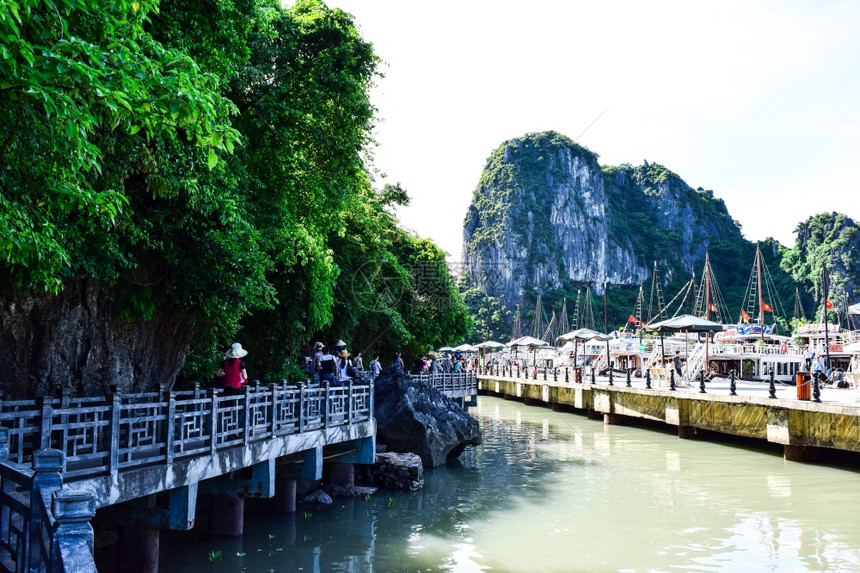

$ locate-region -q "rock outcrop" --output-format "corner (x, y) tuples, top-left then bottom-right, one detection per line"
(373, 367), (481, 467)
(462, 131), (744, 306)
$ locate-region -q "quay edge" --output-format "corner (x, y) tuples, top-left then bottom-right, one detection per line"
(477, 375), (860, 462)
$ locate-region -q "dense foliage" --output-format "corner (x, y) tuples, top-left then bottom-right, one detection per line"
(0, 0), (469, 389)
(781, 212), (860, 323)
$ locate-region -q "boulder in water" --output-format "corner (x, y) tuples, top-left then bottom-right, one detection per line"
(373, 366), (481, 467)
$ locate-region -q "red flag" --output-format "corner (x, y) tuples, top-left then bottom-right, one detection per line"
(708, 303), (718, 313)
(628, 315), (638, 324)
(825, 299), (834, 309)
(741, 309), (750, 323)
(762, 301), (773, 313)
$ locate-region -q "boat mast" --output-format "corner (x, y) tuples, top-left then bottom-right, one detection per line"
(823, 261), (830, 370)
(648, 261), (665, 323)
(559, 298), (570, 335)
(531, 293), (544, 339)
(573, 291), (581, 330)
(756, 243), (764, 342)
(793, 287), (806, 322)
(512, 305), (522, 340)
(704, 252), (711, 372)
(603, 281), (608, 333)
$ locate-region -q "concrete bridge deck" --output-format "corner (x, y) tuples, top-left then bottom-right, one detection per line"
(478, 370), (860, 461)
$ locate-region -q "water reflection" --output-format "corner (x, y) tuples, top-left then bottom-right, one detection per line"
(159, 396), (860, 572)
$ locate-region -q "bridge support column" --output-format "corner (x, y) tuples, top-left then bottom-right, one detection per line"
(274, 476), (297, 513)
(208, 494), (244, 536)
(604, 413), (626, 425)
(678, 426), (697, 439)
(325, 462), (354, 488)
(784, 445), (820, 462)
(118, 526), (159, 573)
(586, 409), (602, 421)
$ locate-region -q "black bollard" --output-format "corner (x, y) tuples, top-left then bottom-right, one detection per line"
(645, 369), (652, 389)
(516, 365), (520, 378)
(608, 368), (614, 386)
(565, 367), (569, 383)
(626, 368), (632, 387)
(553, 368), (557, 382)
(729, 369), (737, 396)
(591, 367), (596, 385)
(699, 369), (706, 393)
(813, 373), (821, 403)
(669, 369), (676, 391)
(543, 368), (547, 381)
(768, 369), (776, 399)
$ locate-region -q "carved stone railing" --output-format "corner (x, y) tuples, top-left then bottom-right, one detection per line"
(0, 433), (96, 573)
(411, 372), (477, 398)
(0, 380), (373, 483)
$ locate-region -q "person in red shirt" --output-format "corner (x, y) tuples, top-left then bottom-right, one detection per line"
(216, 342), (249, 396)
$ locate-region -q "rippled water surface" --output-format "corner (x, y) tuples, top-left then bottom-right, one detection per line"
(159, 396), (860, 572)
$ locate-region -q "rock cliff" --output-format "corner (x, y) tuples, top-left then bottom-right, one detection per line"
(462, 131), (743, 306)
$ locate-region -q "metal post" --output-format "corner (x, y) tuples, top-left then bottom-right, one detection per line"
(591, 367), (595, 385)
(699, 369), (706, 393)
(729, 369), (737, 396)
(543, 368), (547, 381)
(608, 368), (613, 386)
(812, 373), (821, 403)
(626, 368), (632, 387)
(645, 369), (651, 389)
(669, 369), (676, 391)
(565, 368), (569, 383)
(768, 369), (777, 399)
(553, 368), (557, 382)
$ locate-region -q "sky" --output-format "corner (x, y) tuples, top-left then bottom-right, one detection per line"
(331, 0), (860, 260)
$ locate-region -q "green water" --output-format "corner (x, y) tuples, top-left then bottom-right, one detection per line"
(159, 396), (860, 572)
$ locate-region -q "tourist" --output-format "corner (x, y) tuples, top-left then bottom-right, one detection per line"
(337, 348), (356, 386)
(352, 350), (364, 370)
(812, 356), (825, 385)
(442, 354), (453, 373)
(430, 356), (442, 373)
(673, 351), (683, 378)
(411, 355), (426, 375)
(216, 342), (249, 396)
(318, 346), (337, 385)
(804, 346), (814, 371)
(453, 358), (463, 373)
(393, 351), (404, 369)
(369, 353), (382, 379)
(312, 341), (324, 372)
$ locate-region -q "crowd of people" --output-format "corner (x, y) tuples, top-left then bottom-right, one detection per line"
(214, 339), (483, 394)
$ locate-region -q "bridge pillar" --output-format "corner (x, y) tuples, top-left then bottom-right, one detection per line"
(678, 426), (697, 439)
(208, 494), (244, 536)
(586, 409), (602, 421)
(325, 462), (354, 488)
(274, 476), (297, 513)
(118, 526), (159, 573)
(604, 413), (626, 425)
(784, 445), (820, 462)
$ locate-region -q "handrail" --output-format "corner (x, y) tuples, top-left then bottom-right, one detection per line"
(410, 372), (477, 397)
(0, 380), (373, 483)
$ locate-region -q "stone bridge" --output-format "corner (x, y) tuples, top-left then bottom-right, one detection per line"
(0, 379), (375, 573)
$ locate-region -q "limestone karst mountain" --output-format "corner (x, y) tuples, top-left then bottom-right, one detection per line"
(461, 131), (744, 306)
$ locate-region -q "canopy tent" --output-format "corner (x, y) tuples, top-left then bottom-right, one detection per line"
(849, 303), (860, 316)
(646, 314), (723, 375)
(438, 346), (454, 353)
(558, 328), (605, 368)
(506, 336), (550, 369)
(452, 343), (479, 353)
(559, 341), (577, 351)
(475, 341), (506, 349)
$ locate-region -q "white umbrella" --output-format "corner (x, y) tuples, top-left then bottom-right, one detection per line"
(475, 341), (506, 349)
(452, 343), (479, 352)
(849, 303), (860, 316)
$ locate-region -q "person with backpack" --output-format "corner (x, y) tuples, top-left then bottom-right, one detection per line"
(318, 346), (337, 385)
